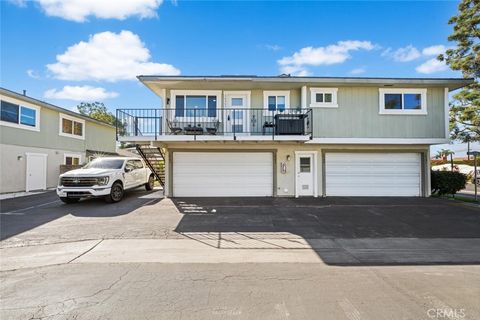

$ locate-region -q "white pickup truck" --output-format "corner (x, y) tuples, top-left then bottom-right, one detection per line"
(57, 157), (154, 204)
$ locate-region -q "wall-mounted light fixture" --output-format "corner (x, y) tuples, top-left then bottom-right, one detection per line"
(286, 155), (291, 161)
(166, 98), (171, 105)
(17, 155), (23, 161)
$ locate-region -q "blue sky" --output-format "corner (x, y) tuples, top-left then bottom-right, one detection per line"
(1, 0), (477, 154)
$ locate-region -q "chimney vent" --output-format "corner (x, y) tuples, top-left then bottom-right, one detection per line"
(23, 90), (27, 96)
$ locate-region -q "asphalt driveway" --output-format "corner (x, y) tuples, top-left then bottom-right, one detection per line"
(1, 194), (480, 319)
(1, 194), (479, 265)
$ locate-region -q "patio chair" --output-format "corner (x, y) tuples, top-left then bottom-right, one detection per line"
(167, 119), (182, 135)
(206, 120), (220, 135)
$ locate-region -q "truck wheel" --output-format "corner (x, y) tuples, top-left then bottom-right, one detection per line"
(60, 197), (80, 204)
(145, 175), (154, 191)
(105, 182), (124, 203)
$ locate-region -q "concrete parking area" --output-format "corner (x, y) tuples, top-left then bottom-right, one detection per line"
(1, 194), (480, 319)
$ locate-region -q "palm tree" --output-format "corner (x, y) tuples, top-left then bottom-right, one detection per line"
(435, 149), (455, 171)
(436, 149), (453, 160)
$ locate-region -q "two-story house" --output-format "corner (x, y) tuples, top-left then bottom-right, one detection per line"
(116, 75), (472, 198)
(0, 87), (117, 193)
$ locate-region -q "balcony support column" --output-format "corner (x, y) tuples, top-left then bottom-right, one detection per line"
(301, 85), (307, 109)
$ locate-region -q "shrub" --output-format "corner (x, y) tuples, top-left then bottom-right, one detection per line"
(431, 170), (468, 196)
(431, 159), (476, 166)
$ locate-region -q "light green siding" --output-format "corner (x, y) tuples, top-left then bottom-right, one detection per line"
(0, 104), (116, 153)
(164, 86), (446, 139)
(84, 121), (117, 153)
(308, 87), (445, 138)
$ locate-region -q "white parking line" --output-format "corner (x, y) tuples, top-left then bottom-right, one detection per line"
(0, 200), (61, 215)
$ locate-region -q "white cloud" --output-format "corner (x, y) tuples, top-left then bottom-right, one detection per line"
(422, 45), (448, 56)
(279, 65), (311, 76)
(415, 58), (448, 74)
(349, 67), (366, 75)
(44, 85), (119, 101)
(264, 44), (282, 51)
(47, 30), (180, 82)
(383, 45), (421, 62)
(279, 40), (374, 67)
(278, 40), (374, 76)
(8, 0), (27, 7)
(26, 69), (41, 79)
(34, 0), (163, 22)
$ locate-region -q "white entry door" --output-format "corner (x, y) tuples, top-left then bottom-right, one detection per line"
(295, 152), (316, 197)
(224, 93), (249, 135)
(26, 153), (47, 192)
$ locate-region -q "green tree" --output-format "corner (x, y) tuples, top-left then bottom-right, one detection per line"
(438, 0), (480, 142)
(77, 102), (117, 125)
(77, 102), (125, 135)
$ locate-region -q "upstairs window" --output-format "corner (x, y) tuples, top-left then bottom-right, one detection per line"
(59, 113), (85, 139)
(172, 91), (220, 118)
(0, 100), (39, 130)
(263, 91), (290, 114)
(310, 88), (338, 108)
(379, 89), (427, 115)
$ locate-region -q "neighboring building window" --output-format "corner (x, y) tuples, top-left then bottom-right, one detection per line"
(0, 100), (39, 130)
(64, 154), (82, 165)
(59, 113), (85, 139)
(379, 89), (427, 115)
(263, 91), (290, 113)
(1, 101), (19, 123)
(173, 94), (218, 118)
(310, 88), (338, 108)
(62, 118), (73, 133)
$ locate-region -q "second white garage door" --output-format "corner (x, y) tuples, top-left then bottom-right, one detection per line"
(325, 152), (422, 196)
(173, 152), (273, 197)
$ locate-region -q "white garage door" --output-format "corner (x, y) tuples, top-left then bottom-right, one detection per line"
(173, 152), (273, 197)
(325, 153), (422, 196)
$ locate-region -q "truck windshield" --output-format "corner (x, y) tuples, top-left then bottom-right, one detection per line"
(84, 159), (124, 169)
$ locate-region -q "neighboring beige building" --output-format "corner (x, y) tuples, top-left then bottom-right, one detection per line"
(118, 75), (473, 198)
(0, 87), (116, 193)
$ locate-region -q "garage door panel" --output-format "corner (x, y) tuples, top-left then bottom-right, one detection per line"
(326, 153), (421, 197)
(173, 152), (273, 197)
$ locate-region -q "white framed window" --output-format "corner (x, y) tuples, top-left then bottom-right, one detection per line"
(0, 100), (40, 131)
(310, 88), (338, 108)
(263, 90), (290, 114)
(59, 113), (85, 139)
(171, 90), (222, 119)
(379, 88), (427, 115)
(64, 153), (82, 165)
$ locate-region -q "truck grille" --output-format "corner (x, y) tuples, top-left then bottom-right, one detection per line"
(67, 191), (92, 197)
(61, 177), (97, 187)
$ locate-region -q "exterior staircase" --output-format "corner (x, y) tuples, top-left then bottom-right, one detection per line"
(136, 145), (165, 187)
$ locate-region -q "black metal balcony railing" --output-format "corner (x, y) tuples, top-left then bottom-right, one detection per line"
(116, 108), (312, 140)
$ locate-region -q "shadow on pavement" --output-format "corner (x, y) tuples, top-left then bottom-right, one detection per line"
(172, 197), (480, 266)
(0, 188), (163, 241)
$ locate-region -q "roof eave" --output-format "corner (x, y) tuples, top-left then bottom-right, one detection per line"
(137, 75), (474, 91)
(0, 88), (116, 128)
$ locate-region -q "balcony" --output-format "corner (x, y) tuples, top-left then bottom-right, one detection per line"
(116, 108), (312, 142)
